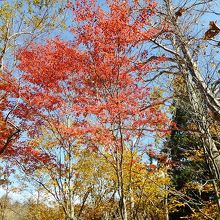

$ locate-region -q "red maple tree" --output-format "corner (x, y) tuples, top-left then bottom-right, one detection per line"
(17, 1), (170, 219)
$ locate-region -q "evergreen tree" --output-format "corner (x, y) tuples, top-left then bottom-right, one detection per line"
(163, 77), (218, 219)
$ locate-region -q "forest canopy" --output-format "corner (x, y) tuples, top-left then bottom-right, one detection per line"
(0, 0), (220, 220)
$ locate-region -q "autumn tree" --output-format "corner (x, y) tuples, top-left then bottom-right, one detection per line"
(0, 0), (68, 156)
(17, 0), (171, 219)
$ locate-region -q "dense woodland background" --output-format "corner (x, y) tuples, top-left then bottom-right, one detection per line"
(0, 0), (220, 219)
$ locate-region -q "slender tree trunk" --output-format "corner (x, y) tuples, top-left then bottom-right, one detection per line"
(67, 145), (75, 220)
(165, 193), (169, 220)
(164, 171), (169, 220)
(183, 66), (220, 182)
(116, 149), (128, 220)
(114, 116), (128, 220)
(185, 72), (220, 212)
(128, 150), (135, 219)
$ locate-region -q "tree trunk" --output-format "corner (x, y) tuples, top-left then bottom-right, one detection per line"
(185, 73), (220, 211)
(116, 151), (128, 220)
(115, 143), (128, 220)
(115, 117), (128, 220)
